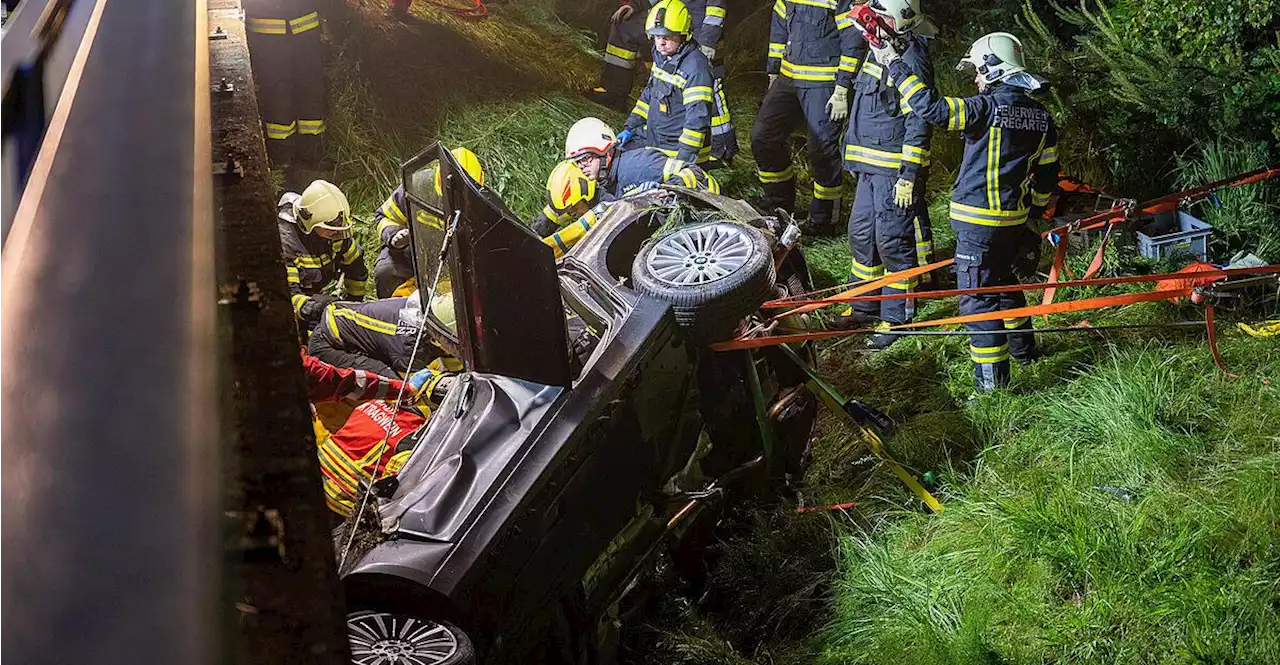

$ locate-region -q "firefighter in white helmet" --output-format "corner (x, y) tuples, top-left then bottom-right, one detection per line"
(873, 31), (1058, 392)
(278, 179), (368, 326)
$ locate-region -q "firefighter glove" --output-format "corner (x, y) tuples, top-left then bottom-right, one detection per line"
(390, 228), (411, 249)
(870, 39), (901, 65)
(408, 367), (437, 392)
(700, 44), (716, 61)
(825, 85), (850, 123)
(616, 129), (635, 147)
(610, 3), (634, 23)
(299, 293), (337, 324)
(893, 178), (914, 208)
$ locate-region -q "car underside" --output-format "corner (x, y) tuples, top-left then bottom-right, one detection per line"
(339, 144), (818, 665)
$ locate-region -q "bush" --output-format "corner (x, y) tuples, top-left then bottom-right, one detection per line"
(1022, 0), (1280, 196)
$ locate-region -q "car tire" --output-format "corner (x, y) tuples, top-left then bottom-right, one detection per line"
(346, 609), (477, 665)
(632, 221), (776, 344)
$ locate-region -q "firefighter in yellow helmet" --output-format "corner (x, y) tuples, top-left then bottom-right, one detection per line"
(616, 0), (716, 165)
(371, 147), (485, 297)
(278, 179), (367, 326)
(530, 159), (600, 238)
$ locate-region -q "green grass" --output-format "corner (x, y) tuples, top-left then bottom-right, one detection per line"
(322, 2), (1280, 663)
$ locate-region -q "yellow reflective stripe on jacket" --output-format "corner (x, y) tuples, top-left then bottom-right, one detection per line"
(285, 265), (301, 285)
(339, 241), (361, 265)
(332, 307), (398, 336)
(944, 97), (967, 131)
(768, 42), (785, 58)
(844, 144), (902, 169)
(295, 253), (329, 268)
(781, 60), (838, 82)
(902, 144), (931, 166)
(379, 195), (407, 224)
(632, 99), (650, 120)
(986, 127), (1002, 209)
(289, 11), (320, 34)
(813, 181), (843, 200)
(662, 158), (684, 179)
(1031, 190), (1052, 207)
(682, 85), (713, 104)
(897, 74), (926, 102)
(706, 6), (727, 19)
(324, 307), (343, 341)
(860, 60), (884, 80)
(839, 55), (861, 74)
(835, 14), (855, 30)
(542, 208), (600, 259)
(678, 128), (706, 148)
(757, 165), (795, 183)
(650, 67), (689, 88)
(265, 121), (297, 140)
(344, 279), (367, 298)
(949, 201), (1029, 227)
(772, 1), (786, 19)
(787, 0), (838, 9)
(1039, 144), (1059, 165)
(247, 17), (287, 34)
(298, 119), (325, 135)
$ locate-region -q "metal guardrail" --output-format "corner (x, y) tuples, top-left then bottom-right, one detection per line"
(1, 2), (218, 664)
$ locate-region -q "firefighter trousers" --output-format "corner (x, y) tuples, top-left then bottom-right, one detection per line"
(847, 172), (929, 324)
(374, 246), (415, 298)
(308, 328), (398, 379)
(954, 226), (1036, 392)
(750, 77), (844, 229)
(245, 9), (326, 165)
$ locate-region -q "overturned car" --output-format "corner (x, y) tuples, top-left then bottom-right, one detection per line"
(340, 144), (819, 665)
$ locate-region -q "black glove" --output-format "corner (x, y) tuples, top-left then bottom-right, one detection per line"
(298, 293), (337, 324)
(1011, 226), (1043, 281)
(530, 215), (558, 237)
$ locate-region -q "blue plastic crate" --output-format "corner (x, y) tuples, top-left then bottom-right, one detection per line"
(1136, 210), (1212, 262)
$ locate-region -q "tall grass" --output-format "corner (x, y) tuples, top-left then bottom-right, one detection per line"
(1175, 138), (1280, 261)
(822, 339), (1280, 664)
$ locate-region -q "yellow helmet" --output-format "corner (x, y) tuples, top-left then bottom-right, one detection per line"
(544, 160), (598, 225)
(297, 179), (352, 233)
(435, 146), (486, 195)
(646, 0), (692, 38)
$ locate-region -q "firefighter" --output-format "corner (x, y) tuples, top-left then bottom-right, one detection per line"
(532, 118), (720, 250)
(589, 1), (737, 165)
(875, 32), (1058, 391)
(836, 0), (937, 345)
(372, 147), (486, 297)
(752, 0), (860, 235)
(618, 0), (716, 166)
(315, 363), (455, 517)
(302, 350), (410, 404)
(279, 179), (367, 327)
(243, 0), (327, 166)
(307, 291), (449, 379)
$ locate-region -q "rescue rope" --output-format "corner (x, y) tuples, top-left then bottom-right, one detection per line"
(339, 209), (463, 572)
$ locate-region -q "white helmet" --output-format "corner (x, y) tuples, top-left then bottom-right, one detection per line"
(867, 0), (936, 37)
(958, 32), (1028, 85)
(565, 117), (618, 160)
(296, 179), (352, 233)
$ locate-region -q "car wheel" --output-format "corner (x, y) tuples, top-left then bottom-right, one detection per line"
(346, 610), (477, 665)
(632, 221), (775, 344)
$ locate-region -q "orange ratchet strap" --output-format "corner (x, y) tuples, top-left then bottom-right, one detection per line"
(1039, 165), (1280, 312)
